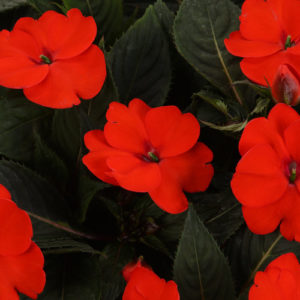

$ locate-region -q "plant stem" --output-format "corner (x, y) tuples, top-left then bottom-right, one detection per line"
(27, 211), (113, 241)
(239, 233), (282, 295)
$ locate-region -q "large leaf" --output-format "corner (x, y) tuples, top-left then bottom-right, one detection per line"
(227, 228), (300, 296)
(62, 0), (124, 45)
(0, 94), (51, 162)
(109, 5), (171, 106)
(50, 107), (81, 164)
(0, 160), (68, 222)
(174, 206), (235, 300)
(174, 0), (242, 101)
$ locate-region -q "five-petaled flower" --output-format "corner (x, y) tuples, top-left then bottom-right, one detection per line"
(0, 8), (106, 108)
(122, 259), (180, 299)
(0, 184), (45, 299)
(231, 103), (300, 241)
(224, 0), (300, 98)
(82, 98), (214, 214)
(249, 253), (300, 299)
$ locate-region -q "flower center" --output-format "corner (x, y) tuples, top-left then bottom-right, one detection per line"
(285, 35), (295, 49)
(40, 54), (52, 64)
(147, 151), (159, 162)
(289, 161), (298, 183)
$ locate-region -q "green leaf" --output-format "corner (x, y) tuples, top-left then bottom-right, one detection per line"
(0, 0), (26, 11)
(174, 206), (236, 300)
(153, 0), (175, 37)
(200, 119), (247, 132)
(0, 160), (69, 222)
(174, 0), (242, 101)
(85, 60), (119, 128)
(27, 0), (59, 12)
(76, 174), (108, 223)
(39, 254), (103, 300)
(0, 94), (51, 162)
(51, 107), (81, 164)
(109, 5), (171, 106)
(227, 228), (300, 296)
(62, 0), (124, 45)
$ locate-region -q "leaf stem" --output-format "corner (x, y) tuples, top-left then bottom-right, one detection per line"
(239, 233), (282, 295)
(27, 211), (114, 241)
(206, 2), (243, 106)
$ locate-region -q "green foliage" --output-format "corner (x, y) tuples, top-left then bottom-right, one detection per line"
(109, 4), (172, 106)
(174, 0), (242, 99)
(174, 206), (236, 300)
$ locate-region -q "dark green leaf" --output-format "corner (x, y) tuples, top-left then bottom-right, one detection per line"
(0, 160), (69, 221)
(51, 107), (81, 163)
(153, 0), (175, 37)
(0, 94), (50, 162)
(174, 0), (242, 100)
(227, 228), (300, 295)
(39, 254), (102, 300)
(27, 0), (59, 12)
(174, 206), (235, 300)
(109, 5), (171, 106)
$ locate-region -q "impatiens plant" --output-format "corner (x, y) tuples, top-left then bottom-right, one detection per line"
(82, 98), (214, 214)
(1, 0), (300, 299)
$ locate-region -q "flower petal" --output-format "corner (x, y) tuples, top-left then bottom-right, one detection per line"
(231, 144), (288, 206)
(145, 106), (200, 158)
(23, 45), (106, 108)
(239, 0), (282, 43)
(0, 198), (33, 256)
(107, 155), (161, 192)
(82, 130), (126, 185)
(0, 242), (45, 299)
(283, 119), (300, 163)
(239, 116), (289, 159)
(104, 101), (149, 153)
(123, 267), (166, 300)
(15, 9), (97, 60)
(242, 203), (281, 235)
(160, 281), (180, 300)
(240, 52), (288, 86)
(268, 103), (300, 137)
(224, 31), (281, 58)
(0, 29), (48, 88)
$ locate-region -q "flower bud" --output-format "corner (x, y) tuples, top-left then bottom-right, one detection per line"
(271, 64), (300, 106)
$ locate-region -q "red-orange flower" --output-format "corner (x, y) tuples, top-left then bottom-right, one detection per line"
(224, 0), (300, 88)
(231, 103), (300, 241)
(0, 185), (45, 299)
(122, 259), (180, 300)
(0, 8), (106, 108)
(82, 99), (214, 214)
(249, 253), (300, 300)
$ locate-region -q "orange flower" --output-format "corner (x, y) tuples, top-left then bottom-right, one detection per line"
(82, 99), (214, 214)
(249, 253), (300, 300)
(122, 259), (180, 300)
(231, 104), (300, 241)
(0, 8), (106, 108)
(225, 0), (300, 88)
(0, 185), (45, 299)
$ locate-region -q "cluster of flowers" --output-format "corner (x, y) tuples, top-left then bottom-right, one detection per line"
(1, 0), (300, 298)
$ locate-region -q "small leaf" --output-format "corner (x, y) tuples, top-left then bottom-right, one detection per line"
(109, 5), (171, 106)
(153, 0), (175, 37)
(0, 0), (26, 11)
(174, 206), (236, 300)
(174, 0), (242, 100)
(200, 119), (248, 132)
